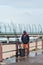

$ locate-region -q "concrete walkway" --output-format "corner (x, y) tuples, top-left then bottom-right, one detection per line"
(1, 53), (43, 65)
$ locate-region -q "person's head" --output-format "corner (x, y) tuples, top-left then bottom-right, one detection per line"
(23, 30), (27, 34)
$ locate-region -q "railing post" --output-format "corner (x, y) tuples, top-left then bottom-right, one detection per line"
(16, 42), (18, 56)
(35, 39), (37, 55)
(42, 37), (43, 53)
(16, 42), (18, 62)
(0, 43), (2, 62)
(28, 43), (29, 55)
(7, 37), (9, 43)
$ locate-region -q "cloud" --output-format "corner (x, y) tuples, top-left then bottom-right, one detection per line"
(0, 5), (43, 26)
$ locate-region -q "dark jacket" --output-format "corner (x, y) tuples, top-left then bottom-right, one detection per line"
(21, 34), (29, 44)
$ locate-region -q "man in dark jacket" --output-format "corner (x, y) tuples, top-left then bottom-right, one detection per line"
(21, 31), (29, 56)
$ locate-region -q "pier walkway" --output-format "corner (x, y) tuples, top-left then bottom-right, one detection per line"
(0, 52), (43, 65)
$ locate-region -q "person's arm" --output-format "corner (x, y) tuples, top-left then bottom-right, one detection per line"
(21, 35), (23, 42)
(27, 35), (29, 42)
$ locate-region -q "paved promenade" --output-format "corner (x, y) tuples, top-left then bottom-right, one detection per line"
(1, 53), (43, 65)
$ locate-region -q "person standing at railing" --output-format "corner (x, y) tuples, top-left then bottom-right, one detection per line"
(21, 31), (29, 56)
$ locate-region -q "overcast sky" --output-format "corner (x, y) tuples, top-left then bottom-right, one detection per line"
(0, 0), (43, 26)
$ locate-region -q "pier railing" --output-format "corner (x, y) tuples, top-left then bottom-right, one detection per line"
(0, 38), (43, 61)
